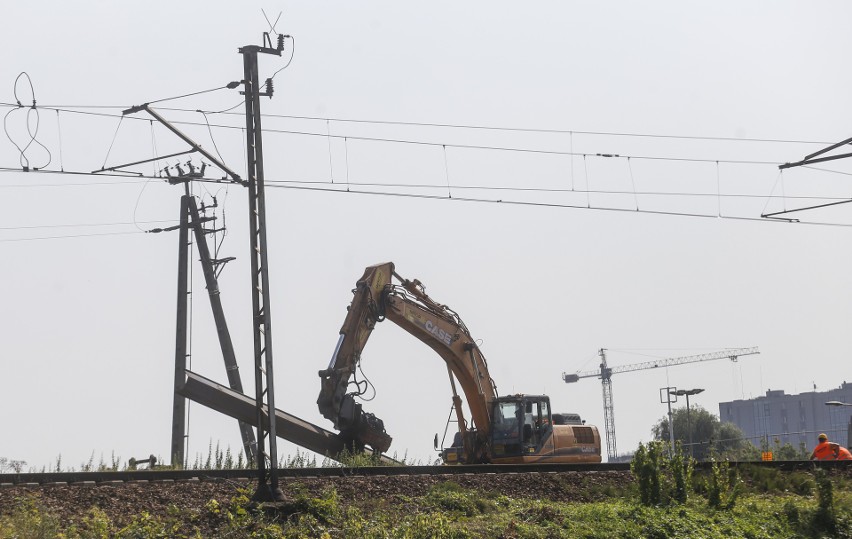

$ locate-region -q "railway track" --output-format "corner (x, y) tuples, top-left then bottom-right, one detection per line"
(1, 460), (847, 487)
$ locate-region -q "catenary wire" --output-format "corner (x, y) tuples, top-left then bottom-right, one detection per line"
(802, 166), (852, 177)
(265, 182), (852, 228)
(13, 101), (836, 146)
(144, 84), (233, 106)
(3, 73), (52, 170)
(0, 219), (174, 231)
(264, 36), (295, 84)
(0, 102), (796, 166)
(0, 230), (145, 243)
(197, 109), (228, 166)
(2, 166), (849, 202)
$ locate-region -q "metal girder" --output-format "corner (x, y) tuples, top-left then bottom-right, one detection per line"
(178, 370), (399, 466)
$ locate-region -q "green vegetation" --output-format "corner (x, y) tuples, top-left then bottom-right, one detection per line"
(2, 455), (851, 538)
(3, 444), (428, 474)
(2, 444), (849, 538)
(1, 476), (850, 538)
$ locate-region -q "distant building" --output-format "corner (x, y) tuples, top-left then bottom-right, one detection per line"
(719, 382), (852, 450)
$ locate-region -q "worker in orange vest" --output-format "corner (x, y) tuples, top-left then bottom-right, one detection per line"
(810, 433), (852, 460)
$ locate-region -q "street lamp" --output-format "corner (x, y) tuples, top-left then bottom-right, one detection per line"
(670, 388), (705, 458)
(826, 401), (852, 448)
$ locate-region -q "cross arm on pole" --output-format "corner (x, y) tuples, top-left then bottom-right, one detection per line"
(122, 104), (247, 186)
(778, 135), (852, 170)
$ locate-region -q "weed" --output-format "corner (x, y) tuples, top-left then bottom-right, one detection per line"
(0, 497), (62, 539)
(283, 486), (340, 524)
(631, 440), (694, 506)
(704, 458), (740, 510)
(65, 507), (113, 539)
(0, 457), (26, 473)
(812, 468), (837, 534)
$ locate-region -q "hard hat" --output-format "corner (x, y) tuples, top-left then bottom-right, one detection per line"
(818, 433), (828, 440)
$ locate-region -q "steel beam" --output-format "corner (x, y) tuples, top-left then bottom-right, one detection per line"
(178, 370), (398, 465)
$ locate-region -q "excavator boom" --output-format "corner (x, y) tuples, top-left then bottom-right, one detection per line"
(318, 262), (496, 459)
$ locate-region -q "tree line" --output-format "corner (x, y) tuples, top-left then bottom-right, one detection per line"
(646, 405), (811, 461)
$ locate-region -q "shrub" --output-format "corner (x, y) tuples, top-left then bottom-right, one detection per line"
(631, 441), (694, 506)
(812, 469), (837, 533)
(704, 458), (740, 510)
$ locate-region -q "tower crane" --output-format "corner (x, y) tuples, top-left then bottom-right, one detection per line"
(563, 347), (760, 461)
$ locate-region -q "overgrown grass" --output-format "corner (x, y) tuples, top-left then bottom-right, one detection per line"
(2, 479), (850, 538)
(3, 444), (850, 537)
(7, 444), (430, 474)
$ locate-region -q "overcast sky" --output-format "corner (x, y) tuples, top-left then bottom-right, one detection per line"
(2, 2), (852, 469)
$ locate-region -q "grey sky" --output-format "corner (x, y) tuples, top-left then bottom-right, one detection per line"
(2, 1), (851, 469)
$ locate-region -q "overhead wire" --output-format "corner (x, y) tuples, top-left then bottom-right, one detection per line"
(13, 99), (835, 146)
(802, 166), (852, 177)
(3, 73), (51, 170)
(264, 36), (295, 85)
(3, 95), (850, 229)
(264, 182), (852, 228)
(3, 101), (841, 150)
(100, 115), (124, 170)
(0, 219), (174, 231)
(0, 102), (803, 167)
(7, 163), (845, 202)
(0, 230), (145, 243)
(3, 160), (851, 206)
(197, 109), (228, 166)
(55, 110), (64, 171)
(145, 84), (234, 106)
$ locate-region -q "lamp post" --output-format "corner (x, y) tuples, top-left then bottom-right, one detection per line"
(670, 388), (705, 458)
(825, 401), (852, 407)
(826, 401), (852, 448)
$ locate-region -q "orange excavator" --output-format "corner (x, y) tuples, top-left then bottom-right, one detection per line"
(317, 262), (601, 464)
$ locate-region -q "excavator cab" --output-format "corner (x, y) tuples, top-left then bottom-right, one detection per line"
(490, 395), (552, 460)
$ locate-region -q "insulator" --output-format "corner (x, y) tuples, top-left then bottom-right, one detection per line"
(277, 34), (285, 51)
(266, 78), (274, 97)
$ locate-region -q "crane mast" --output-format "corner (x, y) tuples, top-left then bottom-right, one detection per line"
(563, 346), (760, 461)
(599, 349), (617, 460)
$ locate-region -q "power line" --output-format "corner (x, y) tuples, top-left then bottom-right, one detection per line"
(0, 166), (237, 185)
(5, 101), (834, 146)
(0, 230), (144, 243)
(265, 182), (852, 228)
(0, 166), (837, 202)
(3, 167), (851, 210)
(144, 84), (235, 106)
(266, 178), (852, 202)
(0, 102), (793, 166)
(0, 219), (174, 231)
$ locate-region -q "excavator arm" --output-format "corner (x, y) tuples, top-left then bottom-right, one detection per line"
(318, 262), (498, 461)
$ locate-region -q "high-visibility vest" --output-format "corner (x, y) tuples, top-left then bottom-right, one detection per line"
(812, 441), (835, 460)
(837, 446), (852, 461)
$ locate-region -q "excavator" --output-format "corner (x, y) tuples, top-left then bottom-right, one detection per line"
(317, 262), (601, 464)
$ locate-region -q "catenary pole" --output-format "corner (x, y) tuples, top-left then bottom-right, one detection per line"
(240, 35), (285, 502)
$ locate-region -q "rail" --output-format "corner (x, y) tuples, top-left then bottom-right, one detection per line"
(1, 460), (847, 486)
